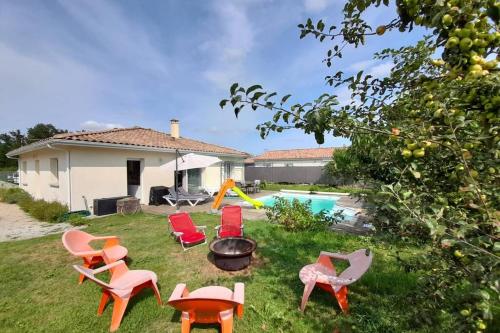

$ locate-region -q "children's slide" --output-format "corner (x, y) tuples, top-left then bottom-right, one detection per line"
(211, 179), (264, 210)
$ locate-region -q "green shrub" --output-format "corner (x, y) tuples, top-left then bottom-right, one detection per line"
(27, 200), (68, 223)
(308, 185), (320, 192)
(265, 197), (340, 231)
(65, 214), (87, 226)
(0, 187), (32, 204)
(0, 188), (68, 223)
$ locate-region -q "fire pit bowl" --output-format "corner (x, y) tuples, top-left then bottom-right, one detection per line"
(209, 237), (257, 271)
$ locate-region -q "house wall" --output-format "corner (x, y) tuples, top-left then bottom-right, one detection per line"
(18, 148), (70, 206)
(202, 158), (245, 189)
(254, 159), (330, 167)
(18, 145), (245, 212)
(68, 146), (176, 210)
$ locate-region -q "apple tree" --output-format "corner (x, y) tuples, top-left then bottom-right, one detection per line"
(220, 0), (499, 331)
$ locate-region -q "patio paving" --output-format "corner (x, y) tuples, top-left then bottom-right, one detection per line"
(142, 190), (372, 235)
(142, 190), (273, 220)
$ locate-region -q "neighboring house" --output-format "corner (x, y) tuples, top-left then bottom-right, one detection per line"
(245, 147), (338, 184)
(249, 147), (336, 167)
(6, 120), (247, 211)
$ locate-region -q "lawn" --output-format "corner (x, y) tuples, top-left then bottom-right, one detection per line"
(0, 212), (430, 332)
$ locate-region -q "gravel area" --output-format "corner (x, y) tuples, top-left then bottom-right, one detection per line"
(0, 202), (77, 242)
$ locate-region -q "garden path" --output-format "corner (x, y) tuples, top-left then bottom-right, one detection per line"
(0, 202), (76, 242)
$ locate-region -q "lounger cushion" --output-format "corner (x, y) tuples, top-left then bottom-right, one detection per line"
(180, 232), (206, 244)
(219, 226), (242, 238)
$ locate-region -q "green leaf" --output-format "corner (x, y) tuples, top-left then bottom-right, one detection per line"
(281, 94), (292, 105)
(246, 85), (262, 94)
(219, 99), (228, 109)
(230, 83), (238, 95)
(264, 92), (277, 101)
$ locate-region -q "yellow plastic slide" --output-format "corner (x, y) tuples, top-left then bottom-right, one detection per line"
(211, 179), (264, 210)
(231, 186), (264, 209)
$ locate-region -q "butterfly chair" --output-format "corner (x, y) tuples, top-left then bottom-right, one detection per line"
(62, 229), (128, 284)
(216, 205), (244, 238)
(73, 260), (162, 332)
(299, 249), (373, 313)
(168, 212), (207, 250)
(168, 283), (244, 333)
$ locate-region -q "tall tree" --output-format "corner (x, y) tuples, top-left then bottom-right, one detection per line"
(26, 123), (67, 143)
(221, 0), (499, 331)
(0, 124), (67, 169)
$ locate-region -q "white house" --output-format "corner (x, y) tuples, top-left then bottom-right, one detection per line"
(247, 147), (336, 167)
(6, 120), (248, 211)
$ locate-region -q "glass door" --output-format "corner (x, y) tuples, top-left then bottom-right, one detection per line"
(187, 168), (202, 193)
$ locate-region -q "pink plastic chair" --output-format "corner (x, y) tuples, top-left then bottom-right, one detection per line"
(299, 249), (373, 313)
(168, 283), (244, 333)
(73, 260), (162, 332)
(62, 229), (128, 284)
(216, 206), (244, 238)
(168, 212), (207, 250)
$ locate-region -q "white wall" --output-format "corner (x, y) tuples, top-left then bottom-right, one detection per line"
(19, 148), (69, 206)
(18, 145), (245, 211)
(69, 146), (176, 210)
(254, 159), (330, 167)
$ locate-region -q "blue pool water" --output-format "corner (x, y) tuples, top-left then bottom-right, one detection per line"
(257, 193), (355, 219)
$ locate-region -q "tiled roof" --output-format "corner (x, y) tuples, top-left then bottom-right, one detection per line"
(8, 127), (248, 157)
(253, 147), (336, 161)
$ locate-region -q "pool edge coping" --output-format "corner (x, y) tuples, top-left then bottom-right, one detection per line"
(280, 189), (350, 196)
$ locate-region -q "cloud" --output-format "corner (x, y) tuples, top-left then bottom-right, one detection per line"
(201, 1), (255, 89)
(367, 62), (392, 78)
(348, 59), (378, 72)
(81, 121), (124, 131)
(57, 0), (169, 78)
(304, 0), (331, 13)
(347, 59), (392, 78)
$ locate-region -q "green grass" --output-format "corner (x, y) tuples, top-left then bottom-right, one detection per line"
(262, 182), (368, 194)
(0, 212), (437, 332)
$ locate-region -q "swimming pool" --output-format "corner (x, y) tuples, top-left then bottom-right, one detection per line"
(255, 193), (356, 220)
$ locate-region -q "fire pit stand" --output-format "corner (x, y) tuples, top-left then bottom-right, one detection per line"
(209, 237), (257, 271)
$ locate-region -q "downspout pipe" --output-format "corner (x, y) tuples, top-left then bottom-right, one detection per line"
(47, 144), (72, 211)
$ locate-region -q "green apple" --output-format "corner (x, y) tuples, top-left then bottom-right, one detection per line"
(441, 14), (453, 26)
(470, 55), (483, 64)
(460, 37), (473, 50)
(446, 36), (460, 48)
(413, 148), (425, 158)
(419, 141), (432, 148)
(484, 60), (498, 69)
(460, 309), (470, 316)
(454, 250), (464, 258)
(401, 149), (413, 158)
(469, 64), (483, 72)
(376, 25), (386, 35)
(407, 143), (419, 150)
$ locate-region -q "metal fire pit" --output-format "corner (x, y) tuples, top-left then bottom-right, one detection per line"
(209, 237), (257, 271)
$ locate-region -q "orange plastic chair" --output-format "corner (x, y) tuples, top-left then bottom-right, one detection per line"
(62, 229), (128, 284)
(73, 260), (162, 332)
(299, 249), (373, 313)
(216, 205), (244, 238)
(168, 283), (244, 333)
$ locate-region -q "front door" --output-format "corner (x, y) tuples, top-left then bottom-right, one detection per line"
(127, 160), (142, 199)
